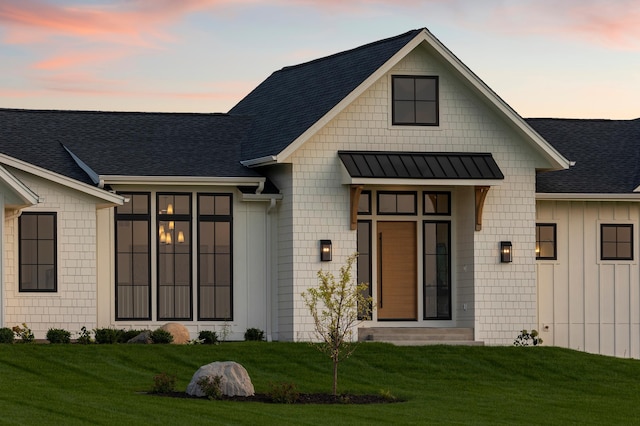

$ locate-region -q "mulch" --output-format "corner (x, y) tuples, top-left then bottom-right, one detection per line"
(154, 391), (401, 404)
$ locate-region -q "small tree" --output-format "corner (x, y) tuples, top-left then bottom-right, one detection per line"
(302, 253), (373, 396)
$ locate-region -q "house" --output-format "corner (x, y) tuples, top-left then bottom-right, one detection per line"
(1, 28), (639, 358)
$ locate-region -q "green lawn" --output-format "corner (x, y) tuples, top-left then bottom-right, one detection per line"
(0, 342), (638, 425)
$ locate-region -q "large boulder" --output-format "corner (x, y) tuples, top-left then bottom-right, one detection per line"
(160, 322), (190, 344)
(186, 361), (255, 397)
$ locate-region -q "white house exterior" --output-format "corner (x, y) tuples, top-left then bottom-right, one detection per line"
(1, 28), (639, 358)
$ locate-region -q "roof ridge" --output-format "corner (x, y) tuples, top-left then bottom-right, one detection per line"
(278, 28), (422, 73)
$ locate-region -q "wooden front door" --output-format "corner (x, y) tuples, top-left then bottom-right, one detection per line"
(377, 221), (417, 320)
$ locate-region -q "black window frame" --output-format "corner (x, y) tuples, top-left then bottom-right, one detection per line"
(115, 192), (151, 320)
(197, 193), (234, 321)
(423, 191), (451, 216)
(19, 212), (57, 292)
(601, 224), (634, 261)
(423, 220), (451, 320)
(356, 220), (372, 320)
(157, 192), (193, 321)
(376, 191), (417, 216)
(392, 75), (439, 126)
(357, 190), (372, 215)
(536, 223), (557, 261)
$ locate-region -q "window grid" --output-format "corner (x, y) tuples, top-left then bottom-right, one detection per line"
(115, 193), (151, 320)
(536, 223), (557, 260)
(601, 224), (633, 260)
(19, 212), (57, 292)
(392, 75), (439, 126)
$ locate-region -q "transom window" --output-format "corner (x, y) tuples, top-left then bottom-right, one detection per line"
(601, 224), (633, 260)
(536, 224), (557, 260)
(392, 75), (439, 126)
(19, 212), (57, 292)
(377, 191), (417, 215)
(424, 192), (450, 215)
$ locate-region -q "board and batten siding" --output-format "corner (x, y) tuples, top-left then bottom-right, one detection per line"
(537, 200), (640, 358)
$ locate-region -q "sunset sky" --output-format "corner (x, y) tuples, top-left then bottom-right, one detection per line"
(0, 0), (638, 119)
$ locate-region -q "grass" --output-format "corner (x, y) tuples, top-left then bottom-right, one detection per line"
(0, 342), (639, 425)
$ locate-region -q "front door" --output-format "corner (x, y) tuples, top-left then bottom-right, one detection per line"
(377, 221), (417, 320)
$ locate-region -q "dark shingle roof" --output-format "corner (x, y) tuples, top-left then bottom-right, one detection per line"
(338, 151), (503, 180)
(528, 118), (640, 193)
(229, 29), (422, 161)
(0, 109), (262, 183)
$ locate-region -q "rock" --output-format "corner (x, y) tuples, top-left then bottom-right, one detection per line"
(186, 361), (255, 397)
(127, 331), (151, 344)
(160, 322), (190, 344)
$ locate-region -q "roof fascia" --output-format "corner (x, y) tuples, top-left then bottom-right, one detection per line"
(0, 154), (123, 205)
(272, 29), (570, 171)
(0, 164), (39, 206)
(101, 175), (266, 187)
(536, 193), (640, 201)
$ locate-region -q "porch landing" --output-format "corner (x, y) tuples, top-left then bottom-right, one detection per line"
(358, 327), (484, 346)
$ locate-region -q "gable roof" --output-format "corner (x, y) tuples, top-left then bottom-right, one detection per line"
(529, 118), (640, 195)
(0, 108), (263, 183)
(229, 29), (422, 162)
(230, 28), (569, 172)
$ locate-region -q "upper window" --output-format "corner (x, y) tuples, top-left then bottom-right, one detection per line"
(392, 75), (439, 126)
(19, 212), (57, 292)
(536, 224), (557, 260)
(601, 224), (633, 260)
(357, 191), (371, 215)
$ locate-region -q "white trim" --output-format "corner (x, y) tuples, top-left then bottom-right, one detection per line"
(0, 154), (123, 205)
(240, 156), (277, 167)
(536, 193), (640, 202)
(240, 193), (283, 202)
(100, 175), (266, 187)
(268, 29), (569, 171)
(0, 165), (39, 206)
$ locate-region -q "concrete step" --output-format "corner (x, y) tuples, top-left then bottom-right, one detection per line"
(358, 327), (483, 346)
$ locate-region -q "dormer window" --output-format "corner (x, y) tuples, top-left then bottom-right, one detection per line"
(392, 75), (439, 126)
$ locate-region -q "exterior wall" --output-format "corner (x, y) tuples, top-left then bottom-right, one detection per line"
(537, 200), (640, 358)
(99, 185), (272, 341)
(4, 170), (100, 339)
(276, 46), (545, 343)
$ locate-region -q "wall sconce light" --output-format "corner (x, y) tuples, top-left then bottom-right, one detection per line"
(500, 241), (512, 263)
(320, 240), (332, 262)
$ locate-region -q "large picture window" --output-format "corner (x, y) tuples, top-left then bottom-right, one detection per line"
(19, 212), (57, 292)
(198, 194), (233, 320)
(536, 223), (557, 260)
(115, 193), (150, 320)
(157, 193), (192, 320)
(601, 224), (633, 260)
(392, 75), (439, 126)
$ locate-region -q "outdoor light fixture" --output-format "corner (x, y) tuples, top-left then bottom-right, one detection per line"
(500, 241), (512, 263)
(320, 240), (332, 262)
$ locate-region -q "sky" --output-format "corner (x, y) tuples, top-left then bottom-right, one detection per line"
(0, 0), (639, 119)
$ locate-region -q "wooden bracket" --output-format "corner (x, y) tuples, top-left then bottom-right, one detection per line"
(475, 186), (490, 231)
(349, 185), (364, 230)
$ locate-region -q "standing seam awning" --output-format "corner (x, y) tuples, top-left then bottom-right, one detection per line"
(338, 151), (504, 180)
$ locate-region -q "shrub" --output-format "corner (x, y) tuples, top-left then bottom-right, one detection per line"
(268, 382), (300, 404)
(244, 328), (264, 341)
(197, 375), (223, 400)
(12, 323), (34, 343)
(198, 330), (218, 345)
(46, 328), (71, 344)
(76, 326), (93, 344)
(150, 328), (173, 344)
(0, 327), (14, 344)
(514, 329), (543, 346)
(120, 329), (148, 343)
(151, 372), (176, 394)
(94, 328), (124, 344)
